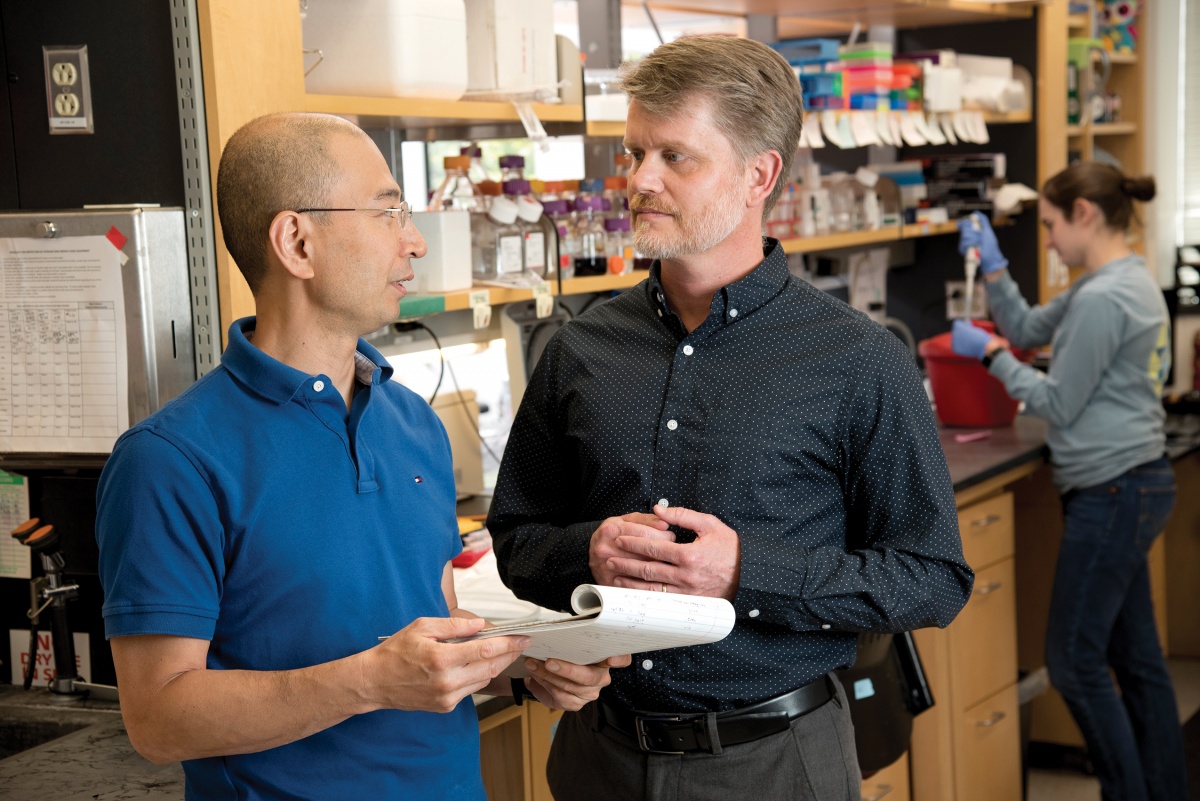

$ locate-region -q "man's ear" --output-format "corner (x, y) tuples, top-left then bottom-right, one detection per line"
(746, 150), (784, 209)
(268, 210), (315, 280)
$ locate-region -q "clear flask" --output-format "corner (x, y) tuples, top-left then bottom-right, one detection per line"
(428, 155), (480, 212)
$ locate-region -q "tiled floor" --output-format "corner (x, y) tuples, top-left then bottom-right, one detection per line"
(1026, 656), (1200, 801)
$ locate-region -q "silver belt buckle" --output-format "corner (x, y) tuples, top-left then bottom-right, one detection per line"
(634, 714), (686, 754)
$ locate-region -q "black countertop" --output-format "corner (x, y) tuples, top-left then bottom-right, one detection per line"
(937, 415), (1049, 494)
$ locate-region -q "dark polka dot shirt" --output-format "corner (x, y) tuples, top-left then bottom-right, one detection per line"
(488, 239), (973, 713)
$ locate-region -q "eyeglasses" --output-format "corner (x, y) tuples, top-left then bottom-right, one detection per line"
(295, 201), (412, 230)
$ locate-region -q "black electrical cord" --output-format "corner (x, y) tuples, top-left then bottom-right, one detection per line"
(394, 320), (502, 466)
(395, 321), (444, 404)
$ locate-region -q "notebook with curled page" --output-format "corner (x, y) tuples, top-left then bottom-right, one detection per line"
(455, 584), (736, 667)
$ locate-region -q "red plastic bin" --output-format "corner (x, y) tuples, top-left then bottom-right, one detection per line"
(918, 321), (1034, 428)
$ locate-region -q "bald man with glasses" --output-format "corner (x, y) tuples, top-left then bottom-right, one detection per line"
(95, 112), (624, 801)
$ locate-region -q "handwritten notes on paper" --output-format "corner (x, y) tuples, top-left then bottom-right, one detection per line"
(461, 584), (736, 666)
(0, 236), (129, 453)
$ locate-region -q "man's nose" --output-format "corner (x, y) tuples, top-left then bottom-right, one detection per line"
(629, 159), (663, 196)
(404, 223), (428, 259)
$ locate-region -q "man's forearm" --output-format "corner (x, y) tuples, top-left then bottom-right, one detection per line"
(121, 652), (369, 765)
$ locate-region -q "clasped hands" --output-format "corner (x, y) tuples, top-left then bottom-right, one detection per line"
(588, 504), (741, 601)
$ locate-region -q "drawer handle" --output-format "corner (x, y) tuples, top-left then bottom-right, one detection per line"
(970, 514), (1002, 528)
(976, 711), (1007, 727)
(975, 581), (1003, 595)
(863, 783), (893, 801)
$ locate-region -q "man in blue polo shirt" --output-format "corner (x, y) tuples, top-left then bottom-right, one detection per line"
(95, 112), (625, 800)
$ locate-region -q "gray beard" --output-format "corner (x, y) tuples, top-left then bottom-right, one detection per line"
(632, 192), (745, 261)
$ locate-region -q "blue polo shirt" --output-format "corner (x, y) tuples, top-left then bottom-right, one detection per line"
(96, 317), (482, 801)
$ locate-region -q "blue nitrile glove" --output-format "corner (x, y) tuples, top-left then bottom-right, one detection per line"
(952, 320), (994, 360)
(957, 212), (1009, 274)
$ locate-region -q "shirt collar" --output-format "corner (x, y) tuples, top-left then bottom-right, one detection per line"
(646, 237), (789, 325)
(222, 317), (394, 405)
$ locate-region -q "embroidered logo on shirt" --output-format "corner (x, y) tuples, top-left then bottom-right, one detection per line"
(414, 476), (423, 483)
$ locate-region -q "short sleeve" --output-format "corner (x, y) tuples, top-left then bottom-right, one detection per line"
(96, 428), (224, 640)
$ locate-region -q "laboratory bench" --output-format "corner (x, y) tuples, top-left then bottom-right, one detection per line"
(7, 414), (1200, 801)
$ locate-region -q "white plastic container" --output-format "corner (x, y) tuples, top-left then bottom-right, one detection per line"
(464, 0), (557, 93)
(410, 210), (472, 293)
(302, 0), (468, 100)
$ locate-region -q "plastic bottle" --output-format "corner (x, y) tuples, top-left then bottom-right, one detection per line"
(472, 194), (522, 282)
(460, 146), (492, 185)
(544, 199), (577, 279)
(540, 180), (564, 204)
(577, 177), (604, 211)
(765, 183), (797, 240)
(499, 155), (526, 182)
(504, 179), (549, 278)
(613, 151), (633, 178)
(428, 155), (480, 212)
(573, 195), (609, 276)
(604, 216), (634, 275)
(603, 176), (628, 219)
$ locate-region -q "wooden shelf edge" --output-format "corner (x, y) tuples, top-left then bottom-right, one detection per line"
(559, 272), (647, 295)
(1092, 122), (1138, 135)
(780, 228), (900, 253)
(305, 94), (583, 124)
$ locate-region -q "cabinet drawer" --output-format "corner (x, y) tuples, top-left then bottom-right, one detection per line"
(861, 751), (910, 801)
(951, 559), (1017, 710)
(958, 492), (1014, 571)
(956, 684), (1022, 801)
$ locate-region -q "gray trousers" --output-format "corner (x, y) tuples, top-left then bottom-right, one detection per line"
(546, 675), (863, 801)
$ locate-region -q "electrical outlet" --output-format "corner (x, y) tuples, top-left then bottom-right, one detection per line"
(945, 280), (988, 320)
(43, 45), (93, 134)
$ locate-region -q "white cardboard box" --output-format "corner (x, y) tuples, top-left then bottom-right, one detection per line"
(411, 210), (473, 294)
(464, 0), (557, 93)
(302, 0), (468, 99)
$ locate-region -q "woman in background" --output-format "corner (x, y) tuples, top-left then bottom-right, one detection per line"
(951, 162), (1188, 801)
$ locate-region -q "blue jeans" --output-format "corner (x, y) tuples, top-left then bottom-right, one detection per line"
(1045, 457), (1189, 801)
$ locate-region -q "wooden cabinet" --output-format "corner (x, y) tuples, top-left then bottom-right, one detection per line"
(912, 490), (1021, 801)
(478, 702), (562, 801)
(862, 751), (911, 801)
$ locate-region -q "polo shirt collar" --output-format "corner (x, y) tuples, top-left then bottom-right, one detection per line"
(646, 237), (789, 323)
(222, 317), (394, 405)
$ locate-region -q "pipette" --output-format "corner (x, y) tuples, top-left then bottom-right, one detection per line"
(963, 214), (982, 321)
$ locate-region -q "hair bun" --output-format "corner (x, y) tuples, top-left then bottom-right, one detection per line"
(1121, 176), (1157, 203)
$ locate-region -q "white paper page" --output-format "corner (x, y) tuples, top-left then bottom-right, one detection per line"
(465, 584), (736, 666)
(0, 470), (31, 579)
(0, 236), (128, 453)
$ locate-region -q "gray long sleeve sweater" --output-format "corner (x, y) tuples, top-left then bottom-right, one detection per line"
(985, 254), (1170, 492)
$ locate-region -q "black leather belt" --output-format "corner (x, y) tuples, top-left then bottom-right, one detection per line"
(599, 675), (834, 755)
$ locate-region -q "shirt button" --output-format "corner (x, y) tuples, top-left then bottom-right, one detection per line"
(821, 624), (831, 630)
(749, 609), (760, 618)
(729, 308), (739, 318)
(657, 292), (664, 301)
(313, 380), (325, 392)
(657, 498), (669, 508)
(667, 419), (678, 430)
(657, 309), (663, 317)
(683, 345), (694, 356)
(642, 659), (654, 670)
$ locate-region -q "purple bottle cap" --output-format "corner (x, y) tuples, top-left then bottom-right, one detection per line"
(599, 198), (612, 212)
(542, 199), (570, 216)
(499, 155), (525, 169)
(574, 195), (600, 212)
(604, 216), (632, 232)
(503, 179), (531, 196)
